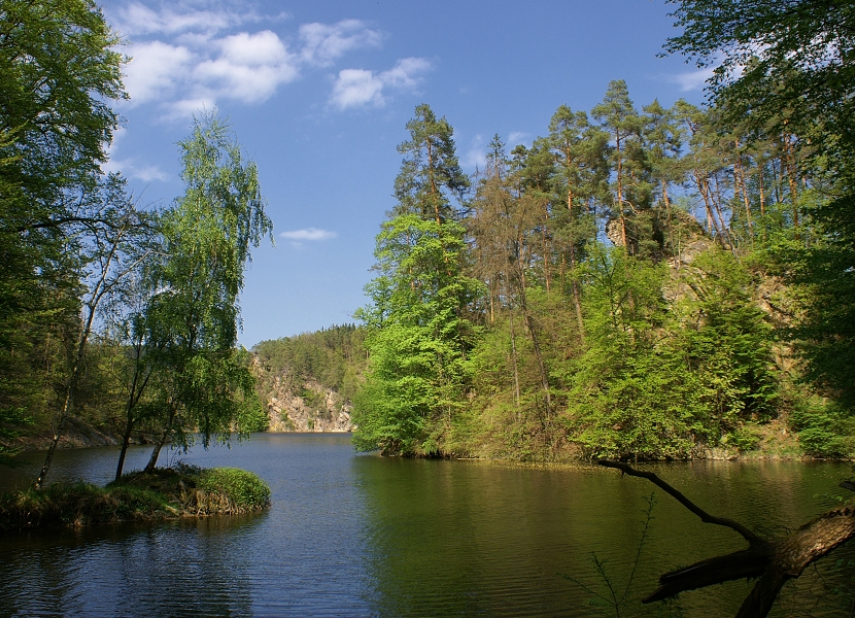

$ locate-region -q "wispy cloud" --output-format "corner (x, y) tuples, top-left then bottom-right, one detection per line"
(461, 135), (487, 170)
(110, 1), (281, 37)
(668, 67), (716, 92)
(102, 128), (170, 182)
(508, 132), (529, 147)
(103, 156), (170, 182)
(330, 57), (431, 110)
(279, 228), (337, 241)
(299, 19), (383, 67)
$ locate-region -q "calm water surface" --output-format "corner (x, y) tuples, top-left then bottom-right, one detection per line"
(0, 434), (853, 617)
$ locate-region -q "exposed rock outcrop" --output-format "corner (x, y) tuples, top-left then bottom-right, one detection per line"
(250, 354), (354, 433)
(264, 376), (353, 433)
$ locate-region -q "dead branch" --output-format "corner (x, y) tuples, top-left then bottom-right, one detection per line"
(598, 460), (855, 618)
(597, 460), (761, 545)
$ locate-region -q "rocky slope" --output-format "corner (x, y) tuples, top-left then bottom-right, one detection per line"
(264, 376), (353, 432)
(252, 358), (354, 433)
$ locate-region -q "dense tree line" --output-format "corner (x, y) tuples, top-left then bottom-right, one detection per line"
(0, 0), (271, 483)
(254, 325), (368, 405)
(351, 76), (854, 459)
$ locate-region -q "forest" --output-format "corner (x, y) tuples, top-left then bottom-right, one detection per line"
(1, 0), (854, 471)
(0, 0), (271, 484)
(345, 3), (855, 461)
(1, 2), (853, 615)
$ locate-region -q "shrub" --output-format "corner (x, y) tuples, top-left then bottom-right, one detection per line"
(198, 467), (271, 509)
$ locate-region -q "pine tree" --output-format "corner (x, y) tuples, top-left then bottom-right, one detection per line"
(353, 105), (479, 456)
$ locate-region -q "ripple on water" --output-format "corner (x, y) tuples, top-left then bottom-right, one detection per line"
(1, 437), (853, 617)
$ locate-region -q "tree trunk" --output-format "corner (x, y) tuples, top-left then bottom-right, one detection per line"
(509, 308), (521, 414)
(783, 131), (800, 228)
(115, 345), (151, 481)
(541, 202), (551, 295)
(599, 461), (855, 618)
(617, 135), (629, 250)
(35, 292), (104, 488)
(734, 143), (753, 238)
(566, 189), (585, 345)
(145, 405), (176, 472)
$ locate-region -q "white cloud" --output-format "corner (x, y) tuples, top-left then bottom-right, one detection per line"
(279, 228), (337, 241)
(669, 67), (716, 92)
(110, 1), (273, 37)
(508, 132), (529, 147)
(299, 19), (383, 67)
(462, 135), (486, 170)
(123, 29), (298, 117)
(112, 4), (412, 119)
(380, 57), (430, 88)
(194, 31), (299, 103)
(102, 127), (170, 182)
(166, 97), (217, 121)
(330, 57), (431, 110)
(124, 41), (194, 104)
(330, 69), (385, 109)
(103, 157), (170, 183)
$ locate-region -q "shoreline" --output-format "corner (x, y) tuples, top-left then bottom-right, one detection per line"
(0, 465), (271, 533)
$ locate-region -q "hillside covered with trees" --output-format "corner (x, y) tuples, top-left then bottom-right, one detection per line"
(2, 0), (854, 470)
(348, 73), (855, 460)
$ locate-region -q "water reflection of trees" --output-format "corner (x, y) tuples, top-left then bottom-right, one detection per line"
(0, 514), (264, 617)
(353, 458), (855, 617)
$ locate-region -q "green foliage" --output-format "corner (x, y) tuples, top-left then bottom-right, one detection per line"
(558, 245), (780, 459)
(197, 467), (271, 509)
(354, 216), (482, 456)
(666, 0), (855, 423)
(562, 247), (694, 458)
(354, 106), (480, 456)
(791, 401), (855, 458)
(674, 249), (778, 431)
(254, 324), (367, 400)
(0, 481), (171, 532)
(0, 0), (126, 462)
(139, 114), (273, 458)
(727, 426), (762, 452)
(0, 465), (271, 531)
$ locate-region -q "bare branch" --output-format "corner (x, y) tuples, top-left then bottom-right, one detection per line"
(599, 460), (855, 618)
(597, 460), (762, 545)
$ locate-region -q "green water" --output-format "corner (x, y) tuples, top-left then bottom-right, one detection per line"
(0, 434), (852, 617)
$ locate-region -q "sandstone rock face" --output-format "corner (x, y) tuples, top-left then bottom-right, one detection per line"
(262, 375), (354, 433)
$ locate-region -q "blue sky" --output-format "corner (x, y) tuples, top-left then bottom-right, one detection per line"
(100, 0), (710, 348)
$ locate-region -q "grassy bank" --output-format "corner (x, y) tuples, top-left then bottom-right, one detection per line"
(0, 465), (271, 532)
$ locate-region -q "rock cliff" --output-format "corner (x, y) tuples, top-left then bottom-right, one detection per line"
(264, 376), (353, 432)
(252, 357), (354, 432)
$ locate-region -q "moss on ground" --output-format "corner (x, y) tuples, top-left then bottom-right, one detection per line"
(0, 465), (270, 532)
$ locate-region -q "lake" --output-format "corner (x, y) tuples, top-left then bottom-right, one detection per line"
(0, 434), (853, 617)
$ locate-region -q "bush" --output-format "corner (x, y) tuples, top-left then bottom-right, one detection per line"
(791, 401), (855, 458)
(198, 467), (271, 509)
(727, 427), (762, 452)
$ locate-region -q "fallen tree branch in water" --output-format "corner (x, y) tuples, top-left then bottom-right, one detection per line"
(597, 460), (855, 618)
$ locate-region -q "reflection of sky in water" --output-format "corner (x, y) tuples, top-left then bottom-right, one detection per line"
(1, 437), (853, 617)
